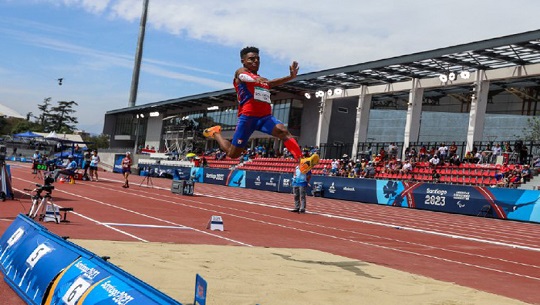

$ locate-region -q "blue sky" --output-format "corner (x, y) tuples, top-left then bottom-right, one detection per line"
(1, 0), (540, 134)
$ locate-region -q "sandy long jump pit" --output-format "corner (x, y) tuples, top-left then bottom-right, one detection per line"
(72, 240), (530, 305)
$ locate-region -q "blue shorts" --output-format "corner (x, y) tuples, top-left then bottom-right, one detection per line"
(232, 115), (282, 148)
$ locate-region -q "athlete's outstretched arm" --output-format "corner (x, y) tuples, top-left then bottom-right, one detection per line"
(267, 61), (299, 88)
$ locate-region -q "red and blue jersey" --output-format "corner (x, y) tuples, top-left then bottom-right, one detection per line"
(234, 71), (272, 117)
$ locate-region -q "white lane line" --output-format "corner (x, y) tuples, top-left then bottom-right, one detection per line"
(14, 179), (252, 247)
(133, 189), (540, 281)
(56, 188), (253, 247)
(147, 190), (540, 270)
(102, 223), (190, 229)
(70, 211), (149, 242)
(197, 192), (540, 252)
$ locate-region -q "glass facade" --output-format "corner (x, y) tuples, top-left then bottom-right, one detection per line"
(161, 99), (298, 133)
(114, 115), (134, 135)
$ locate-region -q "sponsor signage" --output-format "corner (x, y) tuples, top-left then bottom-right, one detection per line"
(202, 168), (229, 185)
(245, 171), (280, 192)
(226, 170), (245, 188)
(0, 215), (183, 305)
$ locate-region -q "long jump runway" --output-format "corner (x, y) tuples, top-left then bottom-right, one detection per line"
(1, 163), (539, 304)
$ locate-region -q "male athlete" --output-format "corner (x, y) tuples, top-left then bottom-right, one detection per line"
(203, 46), (318, 173)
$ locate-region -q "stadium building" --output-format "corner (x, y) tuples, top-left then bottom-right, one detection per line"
(103, 30), (540, 160)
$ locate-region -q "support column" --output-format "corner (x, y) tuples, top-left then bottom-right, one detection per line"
(351, 85), (372, 159)
(402, 78), (424, 157)
(466, 71), (490, 154)
(316, 95), (333, 147)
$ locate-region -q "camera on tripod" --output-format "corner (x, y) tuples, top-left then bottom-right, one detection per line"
(0, 144), (6, 165)
(37, 174), (55, 194)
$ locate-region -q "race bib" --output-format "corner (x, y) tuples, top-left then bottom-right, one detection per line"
(254, 87), (271, 103)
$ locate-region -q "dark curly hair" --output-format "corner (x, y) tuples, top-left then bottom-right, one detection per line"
(240, 46), (259, 59)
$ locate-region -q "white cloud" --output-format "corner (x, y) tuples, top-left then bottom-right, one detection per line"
(48, 0), (540, 70)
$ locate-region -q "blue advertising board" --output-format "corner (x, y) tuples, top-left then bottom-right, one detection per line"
(245, 171), (281, 192)
(193, 274), (207, 305)
(173, 167), (192, 180)
(113, 154), (125, 173)
(0, 215), (183, 305)
(278, 173), (294, 193)
(310, 176), (379, 203)
(0, 216), (81, 304)
(133, 164), (540, 224)
(43, 257), (174, 305)
(202, 168), (229, 185)
(226, 170), (246, 188)
(190, 167), (204, 183)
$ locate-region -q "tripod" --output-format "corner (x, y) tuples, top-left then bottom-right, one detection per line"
(33, 170), (43, 180)
(139, 175), (154, 187)
(24, 184), (60, 223)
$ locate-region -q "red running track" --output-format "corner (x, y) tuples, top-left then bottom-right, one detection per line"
(1, 162), (540, 304)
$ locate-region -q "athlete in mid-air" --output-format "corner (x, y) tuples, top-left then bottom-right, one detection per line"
(203, 46), (318, 173)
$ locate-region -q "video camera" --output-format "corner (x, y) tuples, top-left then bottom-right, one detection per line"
(0, 144), (6, 164)
(37, 174), (55, 194)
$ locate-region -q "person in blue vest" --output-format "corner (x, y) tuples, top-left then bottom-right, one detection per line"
(291, 162), (312, 214)
(53, 155), (78, 181)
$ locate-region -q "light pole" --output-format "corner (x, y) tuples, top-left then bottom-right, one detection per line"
(128, 0), (150, 108)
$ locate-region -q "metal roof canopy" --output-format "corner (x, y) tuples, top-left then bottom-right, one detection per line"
(107, 29), (540, 115)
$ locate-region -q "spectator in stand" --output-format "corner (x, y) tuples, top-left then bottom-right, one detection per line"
(428, 146), (437, 159)
(393, 159), (403, 173)
(464, 151), (474, 163)
(508, 171), (522, 188)
(437, 143), (448, 161)
(429, 154), (440, 168)
(520, 164), (532, 183)
(330, 159), (339, 176)
(448, 142), (458, 159)
(491, 143), (502, 163)
(353, 160), (362, 177)
(282, 147), (291, 158)
(388, 143), (398, 159)
(321, 165), (328, 176)
(373, 154), (383, 166)
(496, 174), (510, 188)
(401, 159), (413, 175)
(384, 158), (395, 174)
(378, 148), (386, 161)
(448, 153), (462, 167)
(520, 145), (528, 165)
(406, 147), (417, 162)
(419, 146), (428, 162)
(473, 151), (483, 164)
(503, 142), (513, 153)
(432, 169), (441, 183)
(363, 162), (376, 178)
(494, 169), (505, 183)
(533, 157), (540, 171)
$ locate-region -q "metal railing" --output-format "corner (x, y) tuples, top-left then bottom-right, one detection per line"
(318, 140), (540, 164)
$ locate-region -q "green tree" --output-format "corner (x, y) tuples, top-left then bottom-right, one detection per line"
(82, 133), (110, 150)
(522, 117), (540, 141)
(49, 100), (79, 133)
(10, 119), (41, 134)
(37, 97), (53, 131)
